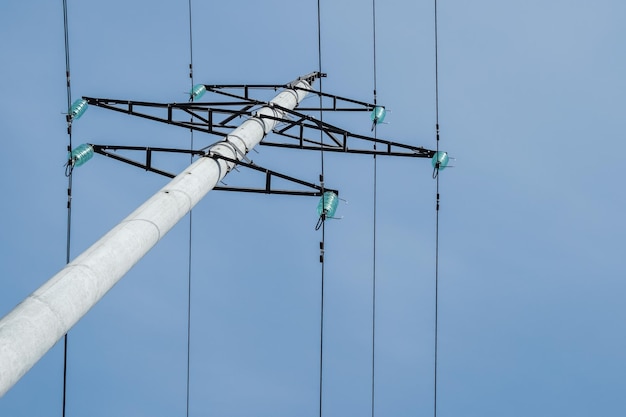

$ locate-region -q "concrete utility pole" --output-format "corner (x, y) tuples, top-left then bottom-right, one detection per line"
(0, 73), (316, 397)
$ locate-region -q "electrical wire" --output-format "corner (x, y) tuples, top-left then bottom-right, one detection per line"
(185, 220), (193, 417)
(316, 1), (326, 417)
(370, 1), (379, 417)
(186, 1), (195, 415)
(61, 1), (73, 416)
(433, 0), (441, 416)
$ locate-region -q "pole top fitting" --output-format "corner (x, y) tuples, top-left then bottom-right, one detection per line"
(290, 71), (327, 88)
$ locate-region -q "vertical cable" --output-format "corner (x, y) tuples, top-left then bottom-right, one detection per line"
(62, 1), (73, 415)
(185, 197), (193, 417)
(370, 1), (378, 417)
(434, 0), (440, 128)
(372, 0), (378, 102)
(316, 2), (325, 183)
(433, 1), (441, 416)
(316, 2), (326, 417)
(63, 0), (72, 115)
(433, 157), (440, 417)
(185, 1), (195, 416)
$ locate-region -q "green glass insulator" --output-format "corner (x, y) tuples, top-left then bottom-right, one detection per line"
(70, 144), (94, 167)
(69, 99), (88, 120)
(431, 151), (449, 170)
(190, 84), (206, 101)
(370, 106), (386, 124)
(317, 191), (339, 218)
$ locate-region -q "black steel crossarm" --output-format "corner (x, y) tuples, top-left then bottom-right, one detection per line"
(292, 88), (376, 112)
(271, 111), (345, 147)
(260, 142), (436, 157)
(85, 97), (262, 108)
(84, 96), (434, 158)
(89, 144), (334, 196)
(83, 71), (434, 159)
(218, 104), (255, 126)
(91, 144), (204, 178)
(83, 97), (263, 137)
(204, 85), (285, 101)
(203, 152), (337, 196)
(83, 78), (378, 141)
(200, 71), (325, 99)
(92, 144), (202, 154)
(249, 105), (437, 158)
(203, 82), (376, 113)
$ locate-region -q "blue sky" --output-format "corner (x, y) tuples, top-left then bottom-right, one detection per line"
(1, 0), (626, 416)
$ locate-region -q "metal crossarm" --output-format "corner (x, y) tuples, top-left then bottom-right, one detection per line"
(91, 144), (334, 196)
(204, 84), (375, 112)
(92, 145), (201, 178)
(84, 96), (435, 158)
(82, 97), (259, 138)
(84, 71), (436, 158)
(253, 105), (436, 158)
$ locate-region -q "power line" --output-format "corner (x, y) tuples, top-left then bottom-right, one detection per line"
(433, 0), (441, 416)
(370, 1), (379, 417)
(316, 2), (326, 417)
(186, 1), (195, 416)
(61, 0), (73, 416)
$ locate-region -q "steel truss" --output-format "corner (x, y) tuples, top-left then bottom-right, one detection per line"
(91, 144), (336, 197)
(82, 72), (436, 195)
(83, 75), (435, 160)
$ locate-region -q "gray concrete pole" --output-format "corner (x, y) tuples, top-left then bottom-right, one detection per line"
(0, 74), (315, 397)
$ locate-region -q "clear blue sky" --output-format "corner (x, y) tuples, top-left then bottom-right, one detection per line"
(1, 0), (626, 416)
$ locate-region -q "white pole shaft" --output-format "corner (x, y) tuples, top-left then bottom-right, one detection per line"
(0, 76), (313, 397)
